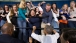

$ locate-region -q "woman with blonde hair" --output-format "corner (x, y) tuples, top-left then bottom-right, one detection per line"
(17, 0), (28, 43)
(6, 4), (18, 26)
(68, 1), (76, 28)
(59, 4), (70, 28)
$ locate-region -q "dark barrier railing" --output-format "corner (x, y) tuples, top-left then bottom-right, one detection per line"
(0, 26), (59, 30)
(1, 16), (75, 30)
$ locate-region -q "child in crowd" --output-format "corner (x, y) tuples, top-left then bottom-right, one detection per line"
(31, 25), (59, 43)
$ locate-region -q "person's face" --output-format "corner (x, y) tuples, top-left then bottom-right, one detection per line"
(53, 4), (56, 9)
(31, 10), (35, 16)
(70, 2), (75, 7)
(22, 2), (26, 7)
(63, 5), (68, 10)
(36, 8), (39, 12)
(60, 33), (69, 43)
(5, 5), (9, 11)
(13, 5), (17, 11)
(46, 5), (51, 11)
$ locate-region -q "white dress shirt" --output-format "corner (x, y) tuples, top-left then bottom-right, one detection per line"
(31, 33), (59, 43)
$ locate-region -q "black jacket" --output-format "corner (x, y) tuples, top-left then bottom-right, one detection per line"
(0, 34), (24, 43)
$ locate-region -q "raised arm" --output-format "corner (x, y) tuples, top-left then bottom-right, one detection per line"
(31, 26), (42, 42)
(53, 30), (60, 39)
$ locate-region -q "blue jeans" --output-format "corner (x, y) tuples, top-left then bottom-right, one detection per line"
(17, 19), (26, 42)
(52, 19), (59, 28)
(1, 20), (6, 26)
(52, 20), (59, 32)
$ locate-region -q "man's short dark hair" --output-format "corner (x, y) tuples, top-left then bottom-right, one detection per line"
(45, 25), (53, 34)
(46, 3), (51, 6)
(63, 30), (76, 43)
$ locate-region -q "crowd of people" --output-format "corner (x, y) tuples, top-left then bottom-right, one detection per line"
(0, 0), (76, 43)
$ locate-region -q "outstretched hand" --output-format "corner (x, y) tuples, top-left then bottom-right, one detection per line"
(32, 26), (36, 33)
(26, 18), (29, 22)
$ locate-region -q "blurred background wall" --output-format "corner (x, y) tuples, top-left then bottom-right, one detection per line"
(0, 0), (71, 2)
(0, 0), (75, 9)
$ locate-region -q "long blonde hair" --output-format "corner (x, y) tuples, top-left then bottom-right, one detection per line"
(8, 8), (14, 20)
(9, 8), (14, 17)
(9, 4), (18, 17)
(19, 0), (26, 9)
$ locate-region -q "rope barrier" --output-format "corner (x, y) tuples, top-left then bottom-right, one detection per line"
(0, 26), (59, 30)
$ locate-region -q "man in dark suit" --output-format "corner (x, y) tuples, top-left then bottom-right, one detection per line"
(0, 23), (24, 43)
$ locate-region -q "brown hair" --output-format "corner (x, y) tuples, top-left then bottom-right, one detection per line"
(46, 3), (51, 6)
(70, 1), (75, 11)
(44, 25), (53, 34)
(9, 4), (17, 18)
(1, 23), (14, 36)
(62, 4), (68, 11)
(9, 8), (14, 17)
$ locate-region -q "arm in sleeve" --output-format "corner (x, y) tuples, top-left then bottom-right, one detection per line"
(54, 33), (60, 39)
(38, 7), (43, 12)
(27, 18), (34, 28)
(48, 11), (53, 24)
(19, 8), (26, 19)
(28, 22), (33, 28)
(31, 33), (42, 42)
(59, 10), (63, 14)
(6, 12), (11, 23)
(42, 12), (45, 17)
(56, 9), (59, 17)
(41, 3), (46, 10)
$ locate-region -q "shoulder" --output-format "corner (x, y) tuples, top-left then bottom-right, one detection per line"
(25, 7), (28, 9)
(68, 7), (70, 9)
(59, 9), (63, 12)
(11, 38), (24, 43)
(68, 7), (70, 11)
(0, 35), (3, 38)
(18, 8), (22, 11)
(57, 9), (59, 11)
(18, 8), (22, 10)
(50, 10), (52, 13)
